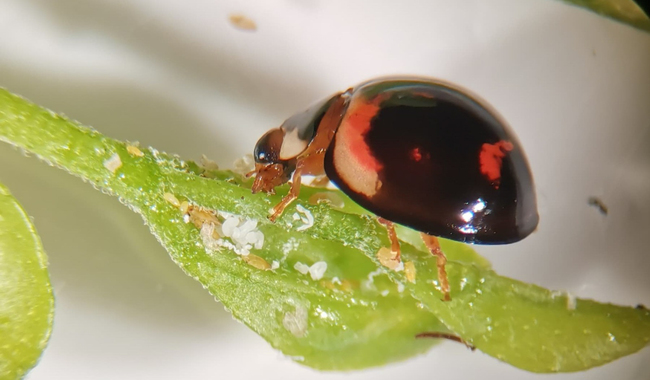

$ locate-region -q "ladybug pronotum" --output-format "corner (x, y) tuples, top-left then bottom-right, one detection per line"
(251, 77), (539, 301)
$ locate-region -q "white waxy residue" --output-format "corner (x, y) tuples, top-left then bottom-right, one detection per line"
(295, 205), (314, 231)
(200, 223), (221, 252)
(236, 219), (262, 245)
(551, 290), (577, 311)
(232, 153), (255, 176)
(293, 261), (328, 280)
(294, 262), (310, 275)
(219, 214), (264, 255)
(283, 306), (308, 337)
(103, 153), (122, 173)
(308, 261), (327, 281)
(282, 238), (300, 256)
(566, 292), (577, 310)
(200, 154), (220, 171)
(222, 216), (240, 237)
(362, 268), (383, 290)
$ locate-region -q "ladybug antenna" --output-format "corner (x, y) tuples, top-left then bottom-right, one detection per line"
(244, 169), (257, 178)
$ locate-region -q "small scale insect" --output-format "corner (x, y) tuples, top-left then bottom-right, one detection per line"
(250, 77), (539, 300)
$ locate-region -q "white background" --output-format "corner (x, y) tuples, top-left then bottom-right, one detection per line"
(0, 0), (649, 379)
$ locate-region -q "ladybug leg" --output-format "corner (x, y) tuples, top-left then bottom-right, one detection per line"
(420, 233), (451, 301)
(268, 94), (347, 222)
(269, 150), (330, 221)
(269, 160), (306, 221)
(377, 217), (401, 262)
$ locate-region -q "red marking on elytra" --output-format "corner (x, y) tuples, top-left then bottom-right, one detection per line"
(339, 99), (383, 172)
(479, 140), (514, 187)
(410, 147), (423, 162)
(410, 147), (430, 162)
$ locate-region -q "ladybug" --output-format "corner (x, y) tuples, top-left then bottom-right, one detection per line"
(251, 77), (539, 301)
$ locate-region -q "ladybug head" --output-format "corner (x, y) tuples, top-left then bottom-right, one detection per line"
(250, 91), (346, 194)
(251, 127), (300, 194)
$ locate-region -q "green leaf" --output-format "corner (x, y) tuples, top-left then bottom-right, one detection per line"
(398, 259), (650, 372)
(0, 87), (649, 372)
(0, 183), (53, 380)
(559, 0), (650, 32)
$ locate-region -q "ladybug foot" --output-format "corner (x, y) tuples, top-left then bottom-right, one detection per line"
(268, 174), (302, 222)
(268, 206), (283, 222)
(268, 194), (296, 222)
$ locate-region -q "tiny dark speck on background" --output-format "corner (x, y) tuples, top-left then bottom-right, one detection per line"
(588, 196), (608, 215)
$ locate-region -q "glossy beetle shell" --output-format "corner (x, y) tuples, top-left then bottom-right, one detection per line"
(325, 79), (538, 243)
(255, 77), (539, 244)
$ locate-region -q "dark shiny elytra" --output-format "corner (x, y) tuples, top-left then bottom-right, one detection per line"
(324, 80), (538, 244)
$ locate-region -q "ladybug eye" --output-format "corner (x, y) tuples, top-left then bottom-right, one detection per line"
(253, 128), (284, 164)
